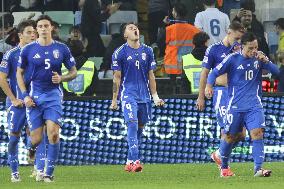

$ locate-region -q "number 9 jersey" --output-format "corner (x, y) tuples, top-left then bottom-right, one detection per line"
(111, 43), (156, 103)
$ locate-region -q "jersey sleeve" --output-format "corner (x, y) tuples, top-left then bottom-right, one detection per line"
(111, 47), (123, 71)
(18, 47), (28, 70)
(63, 45), (76, 70)
(147, 47), (156, 71)
(207, 54), (231, 85)
(0, 51), (11, 74)
(194, 13), (203, 30)
(261, 61), (280, 76)
(202, 45), (215, 70)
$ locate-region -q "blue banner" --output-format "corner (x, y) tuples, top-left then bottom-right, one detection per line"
(0, 96), (283, 165)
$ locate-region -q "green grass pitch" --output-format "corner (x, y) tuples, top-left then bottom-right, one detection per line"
(0, 162), (283, 189)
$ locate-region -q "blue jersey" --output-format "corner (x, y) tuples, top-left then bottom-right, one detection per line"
(18, 40), (75, 93)
(0, 46), (23, 108)
(112, 43), (156, 103)
(208, 52), (280, 112)
(202, 41), (235, 70)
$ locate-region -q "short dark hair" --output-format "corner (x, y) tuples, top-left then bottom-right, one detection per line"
(241, 32), (257, 45)
(275, 18), (284, 30)
(36, 15), (53, 25)
(17, 20), (36, 33)
(174, 3), (188, 18)
(203, 0), (215, 6)
(0, 13), (14, 29)
(240, 0), (255, 12)
(229, 21), (245, 32)
(193, 32), (210, 47)
(120, 22), (138, 38)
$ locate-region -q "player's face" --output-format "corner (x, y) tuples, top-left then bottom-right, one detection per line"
(37, 19), (53, 38)
(124, 24), (139, 41)
(242, 39), (258, 58)
(228, 30), (243, 46)
(20, 26), (36, 44)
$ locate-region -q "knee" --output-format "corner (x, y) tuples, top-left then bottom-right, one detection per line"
(250, 128), (264, 140)
(30, 134), (42, 146)
(235, 132), (246, 142)
(224, 134), (236, 144)
(48, 130), (59, 144)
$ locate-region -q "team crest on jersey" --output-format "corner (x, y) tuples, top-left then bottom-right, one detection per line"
(142, 53), (146, 60)
(254, 61), (259, 69)
(53, 49), (60, 59)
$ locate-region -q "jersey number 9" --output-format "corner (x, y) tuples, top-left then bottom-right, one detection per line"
(45, 59), (51, 70)
(135, 60), (140, 70)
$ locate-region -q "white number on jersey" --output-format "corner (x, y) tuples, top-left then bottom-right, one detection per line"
(45, 59), (51, 70)
(245, 70), (253, 80)
(135, 60), (139, 69)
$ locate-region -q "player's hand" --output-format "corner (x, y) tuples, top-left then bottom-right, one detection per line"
(196, 97), (205, 111)
(52, 71), (62, 84)
(152, 93), (164, 106)
(24, 96), (35, 108)
(109, 100), (118, 110)
(205, 85), (214, 99)
(256, 51), (269, 63)
(11, 98), (24, 108)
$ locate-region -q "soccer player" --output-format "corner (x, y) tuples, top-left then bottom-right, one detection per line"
(196, 21), (245, 172)
(16, 15), (77, 182)
(0, 20), (36, 182)
(194, 0), (230, 45)
(110, 23), (164, 172)
(205, 32), (279, 177)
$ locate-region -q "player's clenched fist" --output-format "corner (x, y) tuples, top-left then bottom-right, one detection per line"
(24, 96), (35, 108)
(152, 93), (165, 106)
(52, 71), (62, 84)
(11, 99), (24, 108)
(109, 100), (118, 110)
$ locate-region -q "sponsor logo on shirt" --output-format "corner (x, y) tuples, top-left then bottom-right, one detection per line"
(33, 53), (41, 59)
(237, 65), (244, 70)
(113, 61), (118, 67)
(221, 53), (226, 58)
(127, 56), (132, 60)
(151, 62), (156, 67)
(203, 56), (208, 63)
(53, 49), (60, 59)
(254, 61), (259, 69)
(0, 61), (8, 68)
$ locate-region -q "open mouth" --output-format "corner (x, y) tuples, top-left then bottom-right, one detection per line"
(134, 31), (138, 36)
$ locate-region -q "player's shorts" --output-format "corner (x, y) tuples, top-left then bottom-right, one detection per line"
(27, 88), (63, 131)
(224, 108), (265, 135)
(121, 101), (152, 125)
(7, 106), (27, 133)
(213, 86), (228, 129)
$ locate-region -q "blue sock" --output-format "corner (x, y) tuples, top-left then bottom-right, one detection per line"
(137, 127), (143, 159)
(220, 139), (234, 169)
(46, 142), (60, 176)
(127, 122), (138, 161)
(36, 138), (46, 172)
(8, 136), (20, 174)
(252, 139), (264, 173)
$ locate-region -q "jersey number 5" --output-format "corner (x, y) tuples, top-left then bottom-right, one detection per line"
(45, 59), (51, 70)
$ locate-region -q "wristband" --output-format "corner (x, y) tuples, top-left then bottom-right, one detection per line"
(22, 91), (29, 99)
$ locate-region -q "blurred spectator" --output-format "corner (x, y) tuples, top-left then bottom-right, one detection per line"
(66, 25), (88, 55)
(75, 0), (85, 26)
(275, 51), (284, 92)
(80, 0), (120, 57)
(0, 13), (14, 60)
(64, 32), (98, 96)
(148, 0), (173, 45)
(194, 0), (230, 45)
(181, 32), (210, 94)
(235, 9), (269, 57)
(102, 0), (136, 10)
(9, 0), (26, 12)
(274, 18), (284, 52)
(98, 23), (126, 79)
(164, 2), (200, 76)
(221, 0), (240, 16)
(52, 21), (66, 43)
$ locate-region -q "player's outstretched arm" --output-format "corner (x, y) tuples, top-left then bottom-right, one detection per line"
(149, 70), (164, 106)
(0, 72), (23, 107)
(16, 67), (35, 107)
(196, 68), (210, 111)
(110, 70), (121, 110)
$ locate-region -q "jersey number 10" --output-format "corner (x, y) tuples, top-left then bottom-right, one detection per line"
(245, 70), (253, 80)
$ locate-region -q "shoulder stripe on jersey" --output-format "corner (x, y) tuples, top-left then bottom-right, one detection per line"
(21, 41), (37, 51)
(3, 46), (20, 60)
(205, 41), (223, 54)
(114, 43), (126, 59)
